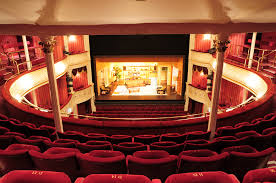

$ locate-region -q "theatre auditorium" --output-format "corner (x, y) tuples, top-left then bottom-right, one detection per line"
(0, 1), (275, 183)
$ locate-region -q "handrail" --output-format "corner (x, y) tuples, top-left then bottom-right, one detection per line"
(227, 44), (276, 71)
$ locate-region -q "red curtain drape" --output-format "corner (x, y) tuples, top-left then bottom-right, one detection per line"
(194, 34), (211, 53)
(32, 36), (45, 59)
(26, 74), (69, 109)
(191, 65), (208, 89)
(219, 78), (245, 108)
(68, 35), (85, 54)
(72, 67), (88, 91)
(53, 36), (65, 62)
(226, 33), (246, 57)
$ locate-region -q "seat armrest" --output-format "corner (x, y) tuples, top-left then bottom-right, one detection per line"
(152, 179), (162, 183)
(74, 177), (84, 183)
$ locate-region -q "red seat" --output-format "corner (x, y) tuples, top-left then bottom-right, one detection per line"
(0, 146), (37, 175)
(4, 132), (26, 138)
(0, 127), (9, 135)
(165, 171), (239, 183)
(76, 141), (112, 153)
(109, 135), (132, 144)
(0, 170), (71, 183)
(77, 150), (126, 177)
(14, 136), (46, 152)
(178, 149), (229, 173)
(87, 133), (108, 141)
(113, 142), (147, 155)
(82, 174), (152, 183)
(186, 131), (211, 140)
(150, 141), (184, 155)
(58, 131), (89, 143)
(221, 145), (258, 153)
(235, 130), (260, 138)
(263, 127), (276, 135)
(184, 139), (219, 152)
(224, 147), (275, 180)
(0, 135), (14, 150)
(134, 134), (160, 144)
(243, 167), (276, 183)
(160, 133), (187, 143)
(44, 139), (78, 149)
(127, 150), (178, 181)
(29, 147), (79, 179)
(6, 144), (40, 152)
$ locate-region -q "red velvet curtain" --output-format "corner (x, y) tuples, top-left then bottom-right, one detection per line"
(32, 36), (45, 59)
(68, 35), (85, 54)
(191, 65), (208, 89)
(26, 74), (69, 109)
(194, 34), (211, 53)
(72, 67), (88, 91)
(219, 78), (245, 108)
(53, 36), (65, 62)
(227, 33), (246, 57)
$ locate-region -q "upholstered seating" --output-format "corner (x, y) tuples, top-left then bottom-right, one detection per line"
(29, 147), (79, 179)
(215, 136), (250, 152)
(243, 167), (276, 183)
(165, 171), (239, 183)
(6, 144), (40, 152)
(184, 139), (219, 152)
(246, 133), (273, 151)
(81, 174), (152, 183)
(77, 150), (126, 177)
(254, 116), (276, 133)
(109, 135), (132, 144)
(216, 124), (253, 137)
(0, 144), (38, 175)
(27, 126), (50, 138)
(44, 139), (78, 149)
(234, 130), (260, 138)
(178, 149), (229, 173)
(186, 131), (211, 140)
(0, 135), (14, 149)
(4, 132), (26, 138)
(0, 127), (9, 135)
(134, 134), (160, 144)
(87, 133), (108, 141)
(127, 150), (178, 181)
(221, 145), (258, 153)
(14, 136), (46, 152)
(150, 141), (184, 155)
(160, 133), (187, 143)
(263, 127), (276, 135)
(0, 170), (72, 183)
(223, 147), (275, 180)
(58, 131), (89, 143)
(113, 142), (147, 155)
(76, 140), (112, 153)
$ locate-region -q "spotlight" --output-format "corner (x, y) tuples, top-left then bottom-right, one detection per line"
(203, 34), (211, 40)
(69, 35), (76, 42)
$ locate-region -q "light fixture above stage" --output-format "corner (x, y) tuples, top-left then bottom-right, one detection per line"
(69, 35), (76, 42)
(203, 34), (211, 40)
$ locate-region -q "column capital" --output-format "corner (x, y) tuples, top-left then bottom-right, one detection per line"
(213, 39), (230, 52)
(40, 36), (56, 54)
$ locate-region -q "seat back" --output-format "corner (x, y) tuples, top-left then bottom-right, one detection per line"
(127, 150), (178, 181)
(82, 174), (152, 183)
(165, 171), (239, 183)
(150, 141), (184, 155)
(178, 150), (229, 173)
(243, 168), (276, 183)
(77, 150), (126, 177)
(224, 147), (275, 180)
(134, 134), (160, 144)
(0, 170), (71, 183)
(113, 142), (147, 155)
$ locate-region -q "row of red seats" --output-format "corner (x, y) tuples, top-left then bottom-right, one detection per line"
(0, 170), (238, 183)
(2, 168), (276, 183)
(0, 142), (274, 181)
(0, 114), (275, 149)
(94, 110), (188, 114)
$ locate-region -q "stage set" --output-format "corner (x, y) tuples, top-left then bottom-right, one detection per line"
(90, 35), (189, 102)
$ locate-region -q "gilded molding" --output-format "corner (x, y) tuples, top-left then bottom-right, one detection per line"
(213, 40), (230, 52)
(39, 37), (56, 54)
